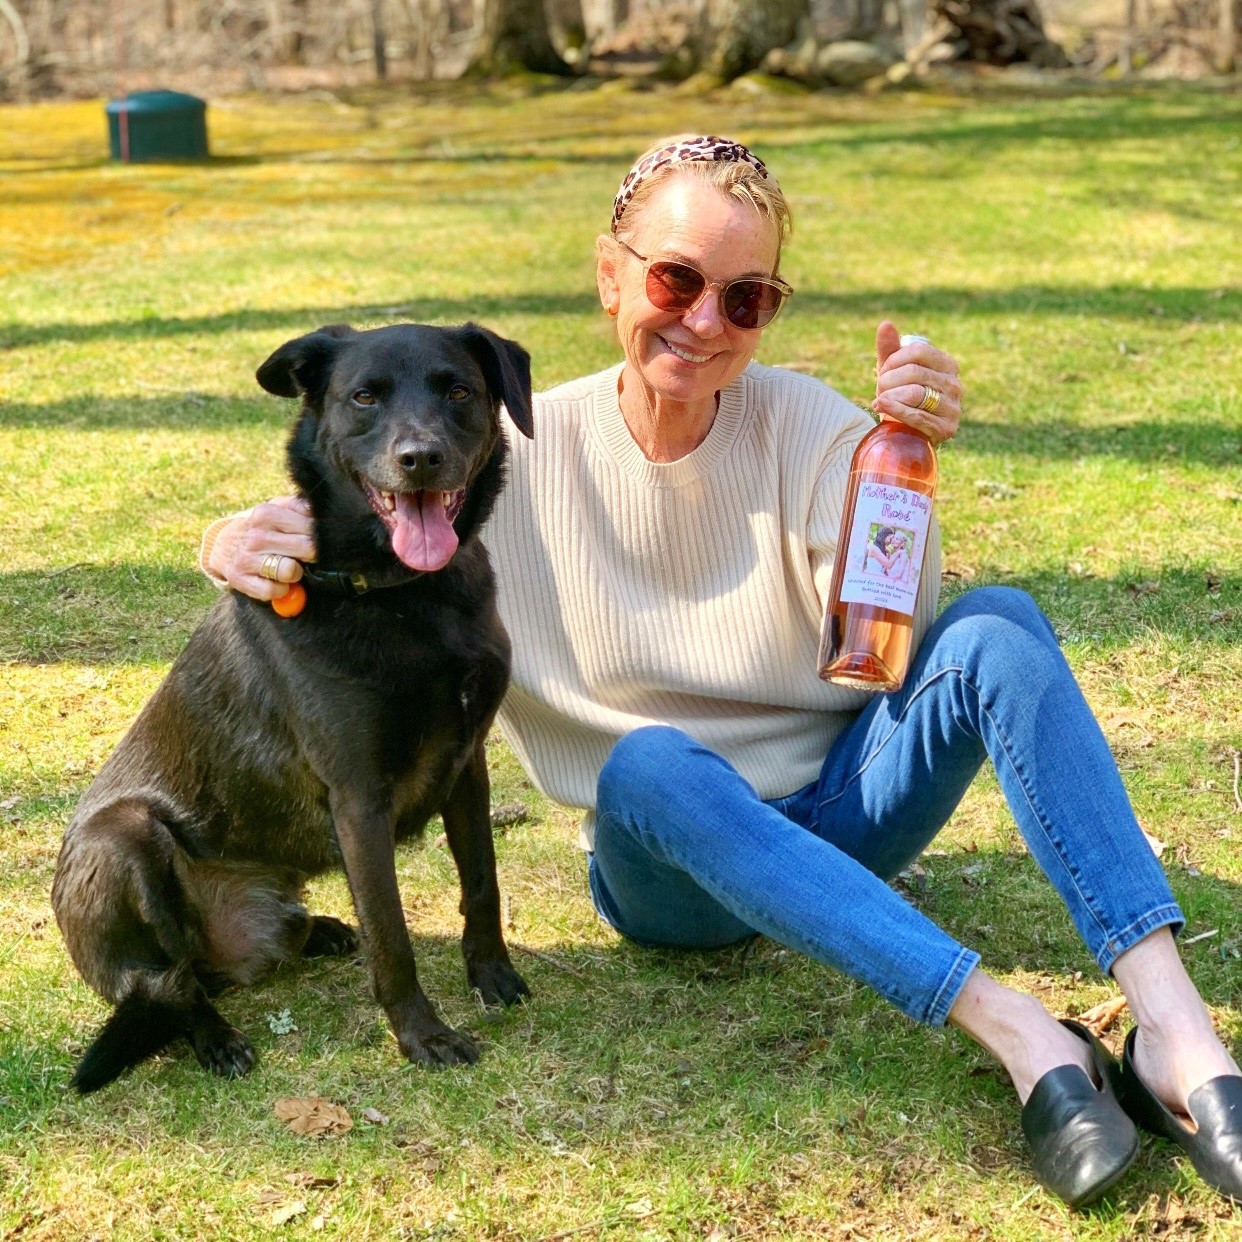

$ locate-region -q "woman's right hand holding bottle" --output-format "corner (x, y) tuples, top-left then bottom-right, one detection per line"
(206, 496), (317, 601)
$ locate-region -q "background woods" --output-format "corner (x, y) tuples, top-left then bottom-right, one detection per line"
(0, 0), (1238, 99)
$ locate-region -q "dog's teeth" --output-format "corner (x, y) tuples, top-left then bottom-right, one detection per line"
(381, 491), (396, 512)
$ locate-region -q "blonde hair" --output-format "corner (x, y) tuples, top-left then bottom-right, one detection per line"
(613, 133), (793, 257)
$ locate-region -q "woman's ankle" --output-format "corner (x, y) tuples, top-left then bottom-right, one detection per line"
(1131, 1020), (1241, 1114)
(948, 970), (1094, 1104)
(1112, 928), (1240, 1109)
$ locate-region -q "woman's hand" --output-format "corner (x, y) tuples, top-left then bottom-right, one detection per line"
(207, 496), (317, 601)
(871, 320), (962, 445)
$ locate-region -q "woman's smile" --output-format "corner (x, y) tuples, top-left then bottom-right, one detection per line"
(658, 335), (717, 365)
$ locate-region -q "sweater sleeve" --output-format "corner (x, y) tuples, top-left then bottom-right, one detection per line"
(806, 437), (861, 612)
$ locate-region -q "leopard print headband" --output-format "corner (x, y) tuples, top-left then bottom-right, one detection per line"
(611, 136), (771, 233)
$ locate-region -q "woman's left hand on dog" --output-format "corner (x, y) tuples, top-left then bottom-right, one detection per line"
(209, 496), (318, 600)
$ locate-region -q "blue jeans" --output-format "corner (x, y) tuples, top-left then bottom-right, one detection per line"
(589, 587), (1183, 1026)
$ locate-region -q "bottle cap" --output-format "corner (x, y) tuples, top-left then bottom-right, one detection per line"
(899, 334), (931, 347)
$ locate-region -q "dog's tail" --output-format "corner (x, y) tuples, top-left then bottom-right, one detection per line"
(71, 988), (187, 1095)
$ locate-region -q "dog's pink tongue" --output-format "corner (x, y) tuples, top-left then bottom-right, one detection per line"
(390, 491), (458, 571)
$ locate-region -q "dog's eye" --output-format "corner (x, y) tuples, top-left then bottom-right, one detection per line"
(351, 389), (377, 407)
(448, 385), (470, 402)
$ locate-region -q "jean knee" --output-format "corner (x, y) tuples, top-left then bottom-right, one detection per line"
(597, 725), (697, 815)
(940, 586), (1058, 652)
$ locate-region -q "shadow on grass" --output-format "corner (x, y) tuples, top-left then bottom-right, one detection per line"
(2, 565), (1236, 668)
(777, 95), (1241, 154)
(0, 565), (214, 666)
(2, 284), (1238, 353)
(957, 416), (1242, 467)
(4, 849), (1237, 1227)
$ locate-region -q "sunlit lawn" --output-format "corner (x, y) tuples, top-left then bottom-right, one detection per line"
(0, 78), (1239, 1240)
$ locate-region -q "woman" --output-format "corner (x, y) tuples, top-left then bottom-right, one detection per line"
(204, 136), (1241, 1208)
(866, 527), (911, 583)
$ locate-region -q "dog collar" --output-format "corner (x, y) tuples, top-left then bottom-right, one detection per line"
(300, 563), (425, 597)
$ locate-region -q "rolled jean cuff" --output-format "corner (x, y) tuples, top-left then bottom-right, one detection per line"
(922, 945), (981, 1027)
(1097, 903), (1185, 976)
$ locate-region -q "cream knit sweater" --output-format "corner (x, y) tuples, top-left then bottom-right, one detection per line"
(484, 362), (940, 849)
(201, 360), (941, 850)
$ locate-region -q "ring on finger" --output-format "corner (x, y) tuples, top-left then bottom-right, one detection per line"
(260, 552), (286, 582)
(918, 386), (942, 414)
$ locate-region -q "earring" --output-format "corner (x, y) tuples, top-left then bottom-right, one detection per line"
(605, 301), (619, 317)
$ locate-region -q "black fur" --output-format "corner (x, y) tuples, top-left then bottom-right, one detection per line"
(52, 322), (533, 1092)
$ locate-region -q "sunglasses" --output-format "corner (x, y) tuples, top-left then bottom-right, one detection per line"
(615, 238), (793, 330)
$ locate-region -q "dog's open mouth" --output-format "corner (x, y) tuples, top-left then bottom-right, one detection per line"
(364, 484), (465, 572)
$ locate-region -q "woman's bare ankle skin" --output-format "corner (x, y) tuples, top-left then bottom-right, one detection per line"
(1112, 929), (1240, 1116)
(948, 968), (1094, 1104)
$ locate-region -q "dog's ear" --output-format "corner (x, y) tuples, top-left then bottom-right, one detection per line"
(256, 324), (356, 403)
(457, 323), (534, 439)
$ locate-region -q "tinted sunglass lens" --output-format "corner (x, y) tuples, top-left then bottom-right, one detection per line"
(724, 281), (781, 329)
(647, 262), (706, 310)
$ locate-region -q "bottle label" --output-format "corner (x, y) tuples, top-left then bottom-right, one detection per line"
(837, 482), (932, 616)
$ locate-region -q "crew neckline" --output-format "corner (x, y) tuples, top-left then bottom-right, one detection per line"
(590, 363), (751, 488)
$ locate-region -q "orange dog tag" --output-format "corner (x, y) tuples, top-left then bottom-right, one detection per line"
(271, 582), (307, 617)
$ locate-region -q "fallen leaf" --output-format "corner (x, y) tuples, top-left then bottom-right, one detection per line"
(624, 1197), (654, 1217)
(394, 1137), (444, 1175)
(271, 1200), (307, 1226)
(1126, 580), (1160, 598)
(490, 801), (530, 830)
(0, 797), (18, 809)
(273, 1097), (353, 1138)
(360, 1107), (389, 1126)
(1077, 995), (1128, 1037)
(1141, 829), (1166, 858)
(283, 1173), (339, 1190)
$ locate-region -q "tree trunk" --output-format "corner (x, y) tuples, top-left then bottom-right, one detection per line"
(931, 0), (1068, 67)
(287, 0), (309, 63)
(696, 0), (809, 81)
(582, 0), (626, 43)
(897, 0), (928, 52)
(1122, 0), (1136, 73)
(1217, 0), (1236, 73)
(468, 0), (571, 74)
(371, 0), (388, 78)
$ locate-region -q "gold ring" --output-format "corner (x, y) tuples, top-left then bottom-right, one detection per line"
(918, 386), (942, 414)
(260, 553), (284, 582)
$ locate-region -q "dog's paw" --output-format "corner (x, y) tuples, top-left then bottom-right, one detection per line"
(397, 1022), (480, 1068)
(190, 1023), (256, 1078)
(303, 915), (360, 958)
(468, 959), (531, 1008)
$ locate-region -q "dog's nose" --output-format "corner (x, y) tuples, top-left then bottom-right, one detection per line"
(394, 441), (444, 473)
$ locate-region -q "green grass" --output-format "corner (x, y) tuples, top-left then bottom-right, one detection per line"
(1, 79), (1240, 1240)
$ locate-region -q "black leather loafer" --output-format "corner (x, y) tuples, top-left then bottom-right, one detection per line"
(1116, 1027), (1242, 1204)
(1020, 1019), (1140, 1208)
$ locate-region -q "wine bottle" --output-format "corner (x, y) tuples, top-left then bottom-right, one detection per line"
(817, 335), (939, 692)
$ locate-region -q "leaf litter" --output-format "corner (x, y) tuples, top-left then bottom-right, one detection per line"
(273, 1097), (353, 1137)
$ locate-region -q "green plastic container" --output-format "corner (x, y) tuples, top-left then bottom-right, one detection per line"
(106, 91), (208, 163)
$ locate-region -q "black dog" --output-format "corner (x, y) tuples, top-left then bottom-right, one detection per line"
(52, 322), (533, 1093)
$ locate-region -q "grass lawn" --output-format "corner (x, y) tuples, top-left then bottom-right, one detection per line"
(1, 77), (1239, 1240)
